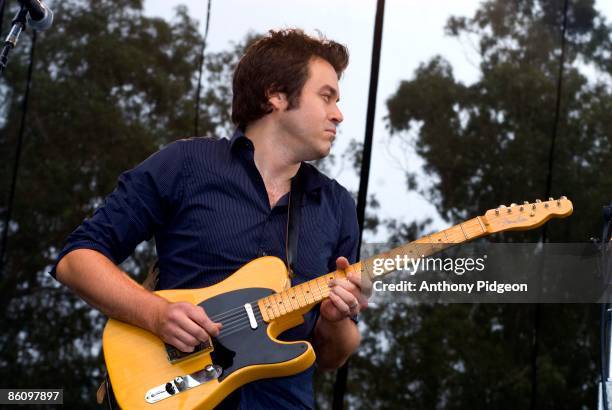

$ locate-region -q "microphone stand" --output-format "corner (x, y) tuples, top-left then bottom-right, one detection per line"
(598, 205), (612, 410)
(0, 4), (27, 75)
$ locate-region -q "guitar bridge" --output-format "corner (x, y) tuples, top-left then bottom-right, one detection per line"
(165, 338), (213, 364)
(145, 364), (223, 404)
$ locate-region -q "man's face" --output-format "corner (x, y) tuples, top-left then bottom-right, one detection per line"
(276, 57), (344, 161)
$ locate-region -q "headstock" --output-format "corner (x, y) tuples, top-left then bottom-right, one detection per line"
(481, 197), (573, 234)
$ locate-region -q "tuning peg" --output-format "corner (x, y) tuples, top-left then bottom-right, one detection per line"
(561, 195), (567, 200)
(548, 197), (554, 201)
(535, 199), (542, 203)
(523, 201), (529, 205)
(510, 203), (517, 207)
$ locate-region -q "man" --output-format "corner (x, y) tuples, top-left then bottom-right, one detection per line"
(52, 29), (368, 409)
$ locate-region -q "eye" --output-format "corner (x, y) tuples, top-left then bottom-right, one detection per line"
(321, 94), (331, 102)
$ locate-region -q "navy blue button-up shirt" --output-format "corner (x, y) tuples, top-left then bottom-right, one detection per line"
(51, 129), (359, 409)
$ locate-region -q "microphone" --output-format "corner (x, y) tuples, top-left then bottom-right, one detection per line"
(17, 0), (54, 31)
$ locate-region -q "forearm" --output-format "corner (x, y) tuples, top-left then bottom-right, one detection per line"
(313, 315), (361, 371)
(55, 248), (168, 333)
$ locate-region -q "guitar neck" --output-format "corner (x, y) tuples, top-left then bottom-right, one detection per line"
(257, 197), (573, 322)
(257, 217), (487, 322)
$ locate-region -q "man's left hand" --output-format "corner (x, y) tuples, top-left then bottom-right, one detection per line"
(320, 257), (370, 322)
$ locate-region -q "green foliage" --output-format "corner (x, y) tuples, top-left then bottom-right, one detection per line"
(358, 0), (612, 408)
(0, 1), (251, 405)
(387, 0), (612, 241)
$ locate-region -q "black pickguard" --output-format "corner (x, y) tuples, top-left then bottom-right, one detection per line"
(198, 287), (309, 381)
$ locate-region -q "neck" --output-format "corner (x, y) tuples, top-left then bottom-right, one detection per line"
(245, 120), (300, 186)
(256, 217), (488, 323)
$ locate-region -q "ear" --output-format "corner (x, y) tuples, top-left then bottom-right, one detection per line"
(266, 90), (288, 111)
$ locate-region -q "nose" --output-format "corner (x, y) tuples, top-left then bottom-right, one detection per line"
(330, 103), (344, 125)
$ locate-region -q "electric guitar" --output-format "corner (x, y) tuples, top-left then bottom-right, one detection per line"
(102, 197), (573, 409)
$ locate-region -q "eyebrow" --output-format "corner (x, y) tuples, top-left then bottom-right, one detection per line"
(319, 85), (340, 102)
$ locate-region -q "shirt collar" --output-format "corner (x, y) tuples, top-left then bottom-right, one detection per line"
(230, 128), (323, 194)
(230, 128), (253, 151)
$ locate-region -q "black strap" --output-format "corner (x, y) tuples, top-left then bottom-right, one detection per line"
(286, 170), (303, 278)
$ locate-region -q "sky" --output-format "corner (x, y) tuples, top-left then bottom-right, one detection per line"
(143, 0), (612, 242)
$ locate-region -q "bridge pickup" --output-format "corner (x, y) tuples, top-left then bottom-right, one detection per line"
(165, 338), (213, 364)
(145, 364), (223, 404)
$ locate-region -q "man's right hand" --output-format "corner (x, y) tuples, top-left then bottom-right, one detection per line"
(152, 301), (222, 353)
(56, 249), (223, 354)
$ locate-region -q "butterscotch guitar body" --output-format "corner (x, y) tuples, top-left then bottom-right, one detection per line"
(103, 256), (316, 409)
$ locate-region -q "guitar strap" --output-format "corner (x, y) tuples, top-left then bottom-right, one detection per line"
(286, 168), (304, 278)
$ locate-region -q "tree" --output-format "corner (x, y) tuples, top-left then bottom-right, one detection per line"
(0, 1), (253, 405)
(336, 0), (611, 408)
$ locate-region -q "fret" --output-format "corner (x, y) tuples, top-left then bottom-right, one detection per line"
(282, 290), (295, 312)
(458, 222), (469, 239)
(426, 234), (437, 251)
(444, 225), (464, 243)
(258, 298), (270, 321)
(275, 293), (287, 315)
(294, 285), (307, 307)
(282, 289), (294, 312)
(284, 289), (297, 311)
(312, 278), (322, 298)
(476, 216), (487, 233)
(305, 280), (318, 302)
(316, 276), (329, 294)
(463, 218), (486, 239)
(289, 287), (301, 310)
(298, 282), (312, 307)
(429, 232), (446, 244)
(266, 296), (279, 319)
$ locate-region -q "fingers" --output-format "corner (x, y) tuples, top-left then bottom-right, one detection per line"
(335, 256), (350, 270)
(336, 257), (373, 299)
(330, 283), (366, 315)
(186, 305), (222, 338)
(330, 274), (369, 308)
(167, 327), (200, 353)
(328, 291), (352, 317)
(158, 302), (222, 353)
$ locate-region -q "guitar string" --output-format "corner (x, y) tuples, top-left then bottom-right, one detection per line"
(215, 291), (320, 333)
(217, 315), (264, 338)
(208, 284), (326, 322)
(210, 286), (331, 335)
(214, 288), (332, 337)
(209, 225), (482, 325)
(207, 282), (330, 324)
(212, 287), (329, 326)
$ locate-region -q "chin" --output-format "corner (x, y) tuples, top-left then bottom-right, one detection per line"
(315, 145), (332, 160)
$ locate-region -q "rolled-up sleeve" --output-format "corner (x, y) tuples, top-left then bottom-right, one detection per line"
(49, 141), (185, 277)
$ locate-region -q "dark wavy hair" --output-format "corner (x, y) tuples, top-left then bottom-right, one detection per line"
(231, 29), (349, 130)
